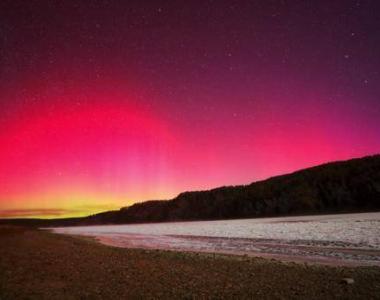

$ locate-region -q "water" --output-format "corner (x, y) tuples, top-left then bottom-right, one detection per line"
(51, 212), (380, 266)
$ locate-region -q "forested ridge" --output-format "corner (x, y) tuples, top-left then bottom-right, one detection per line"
(1, 154), (379, 227)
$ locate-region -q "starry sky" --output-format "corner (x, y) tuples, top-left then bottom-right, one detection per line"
(1, 0), (380, 218)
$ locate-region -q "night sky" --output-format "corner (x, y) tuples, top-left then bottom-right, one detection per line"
(1, 0), (380, 218)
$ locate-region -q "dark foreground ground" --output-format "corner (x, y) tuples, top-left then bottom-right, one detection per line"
(1, 226), (380, 299)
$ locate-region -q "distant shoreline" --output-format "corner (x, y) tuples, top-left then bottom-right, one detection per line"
(1, 154), (380, 226)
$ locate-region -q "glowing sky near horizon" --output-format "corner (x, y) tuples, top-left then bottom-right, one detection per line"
(0, 1), (380, 218)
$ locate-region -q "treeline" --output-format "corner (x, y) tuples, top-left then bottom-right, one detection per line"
(1, 154), (380, 227)
(86, 154), (380, 224)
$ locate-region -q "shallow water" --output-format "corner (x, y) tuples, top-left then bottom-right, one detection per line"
(51, 212), (380, 266)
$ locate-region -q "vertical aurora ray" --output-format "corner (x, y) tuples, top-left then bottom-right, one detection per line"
(0, 93), (176, 217)
(0, 1), (380, 218)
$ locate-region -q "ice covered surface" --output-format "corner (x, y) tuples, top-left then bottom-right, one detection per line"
(51, 212), (380, 266)
(52, 212), (380, 247)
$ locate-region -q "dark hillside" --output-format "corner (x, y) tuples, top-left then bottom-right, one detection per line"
(85, 154), (380, 224)
(1, 154), (379, 226)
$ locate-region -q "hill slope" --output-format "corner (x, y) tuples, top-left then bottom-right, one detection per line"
(86, 154), (380, 224)
(1, 154), (380, 226)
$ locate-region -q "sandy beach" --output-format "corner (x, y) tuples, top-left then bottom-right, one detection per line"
(1, 226), (380, 299)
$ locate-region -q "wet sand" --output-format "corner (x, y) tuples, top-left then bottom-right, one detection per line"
(1, 226), (380, 299)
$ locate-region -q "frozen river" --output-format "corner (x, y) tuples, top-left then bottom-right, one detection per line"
(51, 212), (380, 266)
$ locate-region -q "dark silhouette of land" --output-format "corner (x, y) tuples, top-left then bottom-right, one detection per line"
(1, 154), (379, 227)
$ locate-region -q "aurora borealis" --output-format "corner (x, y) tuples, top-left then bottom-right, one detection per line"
(1, 1), (380, 218)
